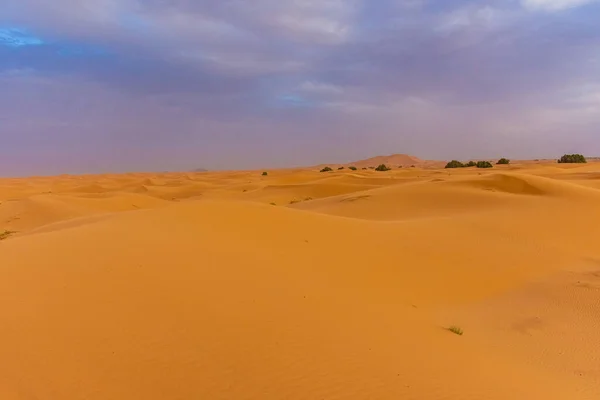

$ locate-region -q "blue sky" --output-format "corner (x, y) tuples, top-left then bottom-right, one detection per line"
(1, 0), (600, 175)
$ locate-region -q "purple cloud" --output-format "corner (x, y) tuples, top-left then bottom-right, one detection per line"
(1, 0), (600, 175)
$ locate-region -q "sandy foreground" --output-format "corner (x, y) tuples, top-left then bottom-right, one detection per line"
(1, 162), (599, 399)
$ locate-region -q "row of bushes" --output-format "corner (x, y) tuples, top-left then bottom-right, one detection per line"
(445, 160), (496, 169)
(268, 154), (588, 176)
(320, 164), (392, 172)
(445, 154), (587, 169)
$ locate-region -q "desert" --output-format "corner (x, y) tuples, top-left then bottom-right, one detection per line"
(0, 155), (599, 399)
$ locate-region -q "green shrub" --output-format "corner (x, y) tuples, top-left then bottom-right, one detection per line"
(476, 161), (493, 168)
(348, 166), (357, 171)
(338, 166), (344, 170)
(262, 171), (268, 176)
(375, 164), (391, 171)
(496, 158), (510, 165)
(445, 160), (465, 169)
(465, 161), (476, 167)
(320, 166), (333, 172)
(362, 167), (367, 170)
(368, 166), (375, 169)
(558, 154), (587, 164)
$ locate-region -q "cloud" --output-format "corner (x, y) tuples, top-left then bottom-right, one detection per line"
(0, 0), (600, 174)
(521, 0), (599, 11)
(299, 81), (344, 94)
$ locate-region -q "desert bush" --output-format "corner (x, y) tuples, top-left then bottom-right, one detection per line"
(338, 166), (345, 170)
(375, 164), (391, 171)
(476, 161), (493, 168)
(0, 230), (15, 240)
(465, 161), (476, 167)
(320, 166), (333, 172)
(496, 158), (510, 165)
(262, 171), (268, 176)
(558, 154), (587, 163)
(445, 160), (465, 169)
(349, 166), (357, 171)
(362, 167), (367, 170)
(368, 166), (375, 169)
(448, 326), (464, 336)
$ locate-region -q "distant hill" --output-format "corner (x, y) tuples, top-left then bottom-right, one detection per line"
(349, 154), (424, 168)
(315, 154), (444, 169)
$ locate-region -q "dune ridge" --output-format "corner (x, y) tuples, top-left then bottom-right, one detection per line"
(0, 160), (599, 399)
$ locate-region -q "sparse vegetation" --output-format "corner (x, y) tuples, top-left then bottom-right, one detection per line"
(496, 158), (510, 165)
(448, 326), (464, 336)
(476, 161), (493, 168)
(558, 154), (587, 164)
(270, 202), (276, 206)
(338, 166), (345, 170)
(290, 197), (313, 205)
(445, 160), (464, 169)
(349, 166), (357, 171)
(362, 167), (367, 170)
(0, 230), (15, 240)
(368, 166), (375, 169)
(320, 166), (333, 172)
(375, 164), (391, 172)
(465, 161), (476, 167)
(262, 171), (268, 176)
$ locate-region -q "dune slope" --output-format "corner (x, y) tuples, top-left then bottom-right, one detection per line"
(0, 162), (599, 399)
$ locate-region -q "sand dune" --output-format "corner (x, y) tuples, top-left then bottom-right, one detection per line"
(0, 161), (599, 399)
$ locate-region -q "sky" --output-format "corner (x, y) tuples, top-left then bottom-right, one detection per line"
(1, 0), (600, 175)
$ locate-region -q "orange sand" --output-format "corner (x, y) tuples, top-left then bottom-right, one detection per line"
(0, 160), (599, 399)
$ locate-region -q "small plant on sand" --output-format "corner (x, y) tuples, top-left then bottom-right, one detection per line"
(476, 161), (493, 168)
(362, 167), (367, 170)
(270, 202), (277, 206)
(445, 160), (465, 169)
(262, 171), (268, 176)
(0, 230), (15, 240)
(496, 158), (510, 165)
(558, 154), (587, 164)
(320, 166), (333, 172)
(375, 164), (391, 172)
(349, 166), (357, 171)
(368, 166), (375, 169)
(465, 161), (477, 167)
(448, 326), (464, 336)
(338, 166), (345, 170)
